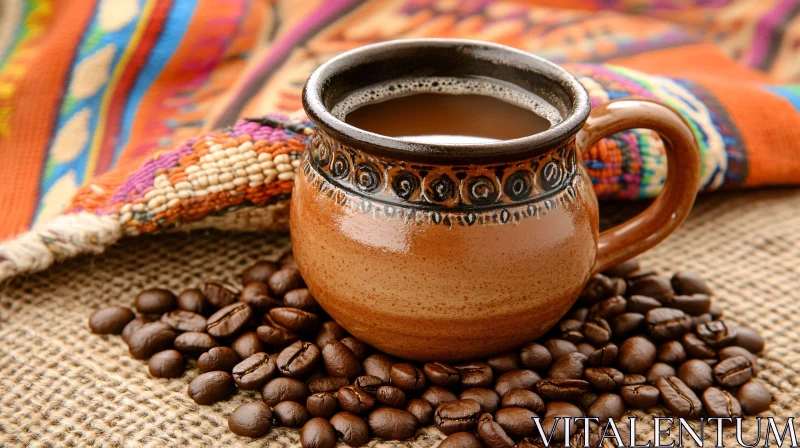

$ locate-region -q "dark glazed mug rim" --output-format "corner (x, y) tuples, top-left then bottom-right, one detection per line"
(302, 38), (591, 164)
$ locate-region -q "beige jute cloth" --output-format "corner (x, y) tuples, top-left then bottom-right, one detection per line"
(2, 189), (799, 447)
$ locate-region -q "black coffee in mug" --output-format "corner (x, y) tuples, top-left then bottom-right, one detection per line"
(334, 76), (560, 144)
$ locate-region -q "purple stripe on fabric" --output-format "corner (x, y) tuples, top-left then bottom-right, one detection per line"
(746, 0), (795, 67)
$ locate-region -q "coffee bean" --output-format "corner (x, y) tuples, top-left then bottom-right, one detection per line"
(228, 401), (273, 438)
(645, 362), (677, 384)
(713, 355), (753, 387)
(559, 319), (584, 343)
(611, 313), (645, 338)
(435, 399), (482, 435)
(671, 272), (712, 296)
(520, 343), (553, 372)
(628, 275), (674, 303)
(135, 288), (177, 315)
(269, 307), (319, 334)
(460, 388), (501, 414)
(241, 260), (279, 285)
(696, 320), (737, 348)
(377, 386), (408, 408)
(494, 407), (538, 439)
(691, 313), (713, 328)
(337, 386), (375, 415)
(584, 367), (624, 392)
(656, 376), (702, 418)
(734, 327), (765, 354)
(682, 332), (716, 359)
(702, 387), (742, 418)
(276, 341), (320, 378)
(351, 375), (382, 395)
(478, 413), (515, 448)
(580, 392), (601, 414)
(678, 359), (715, 393)
(241, 281), (280, 312)
(121, 316), (148, 344)
(274, 401), (309, 428)
(231, 331), (263, 359)
(197, 347), (240, 373)
(589, 296), (627, 320)
(389, 363), (426, 393)
(300, 417), (336, 448)
(618, 336), (656, 374)
(535, 378), (589, 402)
(657, 340), (687, 364)
(308, 377), (348, 394)
(542, 339), (578, 361)
(330, 412), (370, 446)
(582, 320), (611, 346)
(321, 340), (361, 379)
(268, 268), (305, 297)
(233, 352), (277, 389)
(177, 288), (209, 315)
(284, 288), (320, 312)
(455, 362), (494, 389)
(577, 343), (595, 357)
(545, 401), (583, 420)
(620, 384), (659, 409)
(737, 381), (771, 415)
(611, 278), (627, 297)
(671, 294), (711, 315)
(160, 310), (207, 333)
(646, 308), (692, 340)
(188, 371), (235, 405)
(587, 343), (618, 367)
(368, 407), (419, 441)
(363, 353), (395, 384)
(201, 282), (239, 308)
(127, 322), (177, 359)
(439, 432), (484, 448)
(89, 306), (135, 334)
(422, 385), (457, 409)
(623, 374), (646, 386)
(307, 392), (338, 418)
(587, 393), (624, 421)
(423, 362), (461, 387)
(494, 369), (541, 398)
(256, 324), (298, 347)
(174, 331), (219, 356)
(502, 390), (545, 414)
(603, 259), (641, 277)
(549, 352), (587, 380)
(566, 307), (589, 323)
(314, 321), (345, 349)
(627, 295), (662, 314)
(488, 352), (522, 374)
(339, 337), (367, 361)
(206, 302), (252, 338)
(261, 377), (309, 406)
(148, 350), (185, 378)
(406, 399), (433, 426)
(719, 346), (760, 374)
(579, 274), (617, 305)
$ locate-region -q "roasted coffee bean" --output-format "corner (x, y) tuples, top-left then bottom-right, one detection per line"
(439, 432), (484, 448)
(549, 352), (587, 379)
(657, 376), (702, 418)
(368, 408), (419, 441)
(422, 385), (457, 408)
(391, 363), (427, 393)
(309, 375), (349, 394)
(314, 320), (347, 348)
(274, 401), (309, 427)
(696, 320), (737, 348)
(206, 302), (252, 338)
(646, 308), (692, 340)
(627, 295), (662, 314)
(478, 413), (515, 448)
(174, 331), (218, 355)
(566, 307), (589, 323)
(284, 288), (320, 312)
(377, 386), (408, 408)
(269, 307), (319, 334)
(321, 340), (361, 379)
(188, 371), (234, 405)
(127, 322), (177, 359)
(148, 350), (185, 378)
(559, 319), (584, 343)
(577, 343), (595, 357)
(435, 399), (482, 435)
(330, 412), (370, 446)
(645, 362), (677, 384)
(544, 401), (583, 421)
(719, 346), (760, 374)
(268, 268), (305, 297)
(160, 310), (206, 333)
(353, 375), (383, 395)
(734, 327), (765, 354)
(406, 399), (433, 426)
(494, 407), (538, 439)
(304, 368), (326, 385)
(494, 369), (541, 398)
(618, 336), (656, 374)
(713, 355), (753, 387)
(488, 352), (522, 374)
(627, 275), (674, 303)
(340, 337), (367, 361)
(587, 343), (618, 367)
(177, 288), (209, 315)
(300, 417), (336, 448)
(460, 388), (501, 414)
(241, 260), (279, 285)
(423, 361), (460, 387)
(520, 343), (553, 372)
(584, 367), (624, 392)
(709, 304), (723, 319)
(625, 267), (658, 280)
(261, 377), (309, 406)
(535, 378), (589, 402)
(611, 278), (627, 297)
(611, 313), (645, 338)
(658, 340), (687, 364)
(201, 282), (239, 308)
(135, 288), (177, 315)
(671, 294), (711, 315)
(582, 320), (611, 346)
(280, 253), (298, 268)
(678, 359), (715, 392)
(589, 296), (627, 320)
(623, 374), (647, 386)
(197, 347), (240, 373)
(241, 281), (280, 312)
(456, 362), (494, 389)
(337, 386), (375, 415)
(231, 331), (263, 359)
(542, 339), (578, 361)
(604, 258), (641, 277)
(363, 353), (394, 384)
(683, 332), (716, 359)
(587, 393), (624, 421)
(89, 306), (135, 334)
(228, 401), (273, 438)
(121, 316), (148, 344)
(738, 381), (771, 415)
(256, 324), (298, 347)
(621, 384), (660, 409)
(233, 352), (277, 389)
(274, 341), (319, 378)
(702, 387), (742, 418)
(502, 390), (545, 414)
(671, 272), (712, 296)
(307, 392), (338, 418)
(579, 274), (617, 305)
(691, 313), (713, 328)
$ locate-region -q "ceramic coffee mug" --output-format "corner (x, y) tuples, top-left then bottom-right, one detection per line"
(292, 39), (700, 361)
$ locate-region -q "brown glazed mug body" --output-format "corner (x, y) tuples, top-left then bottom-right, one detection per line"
(292, 39), (700, 362)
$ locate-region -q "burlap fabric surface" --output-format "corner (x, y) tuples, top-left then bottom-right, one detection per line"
(2, 189), (799, 447)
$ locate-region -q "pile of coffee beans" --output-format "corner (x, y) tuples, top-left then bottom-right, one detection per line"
(89, 255), (771, 447)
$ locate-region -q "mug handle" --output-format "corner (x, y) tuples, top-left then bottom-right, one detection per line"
(576, 98), (701, 275)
